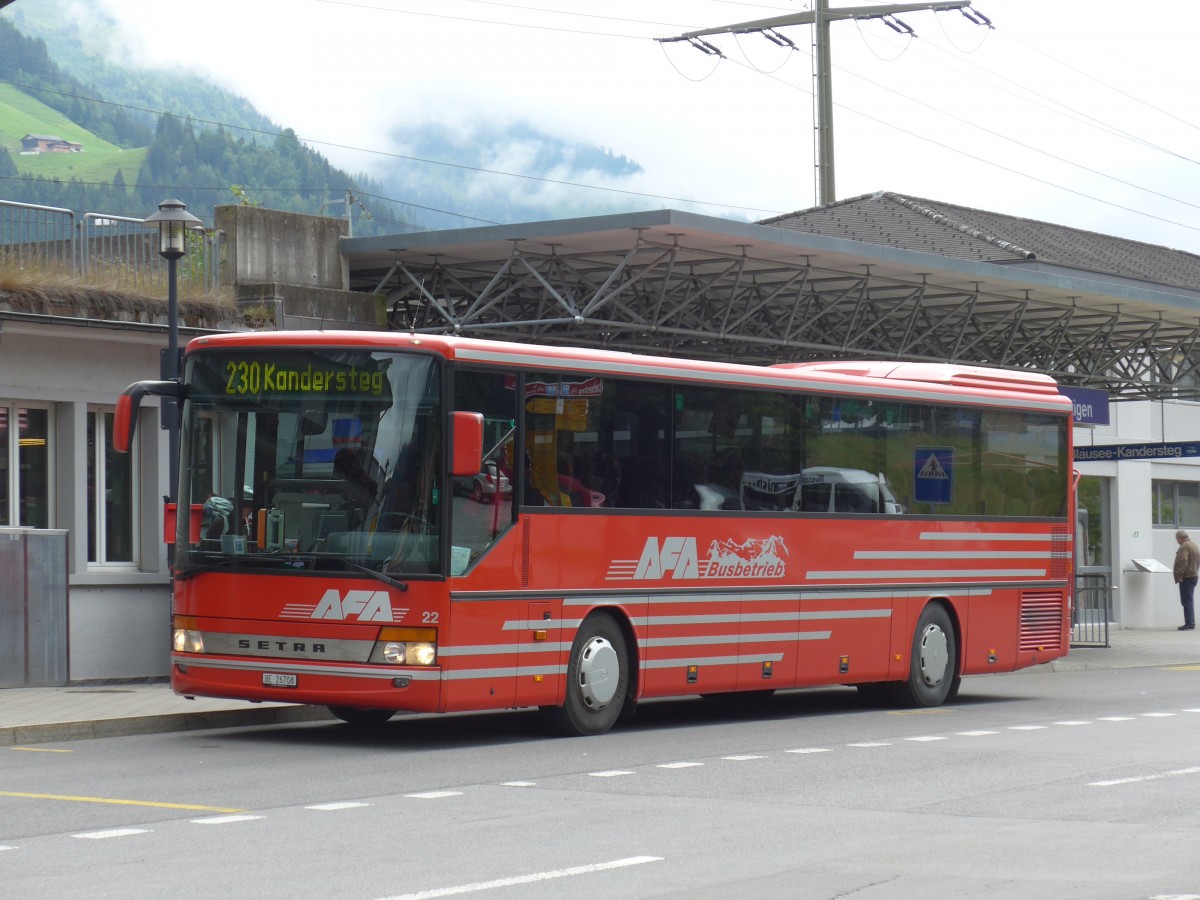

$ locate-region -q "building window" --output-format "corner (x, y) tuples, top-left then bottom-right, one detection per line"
(87, 409), (136, 565)
(0, 404), (52, 527)
(1152, 480), (1200, 528)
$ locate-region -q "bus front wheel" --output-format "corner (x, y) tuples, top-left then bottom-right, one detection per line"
(887, 603), (957, 708)
(542, 613), (629, 736)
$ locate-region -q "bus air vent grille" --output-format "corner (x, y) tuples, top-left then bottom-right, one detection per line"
(1019, 591), (1064, 652)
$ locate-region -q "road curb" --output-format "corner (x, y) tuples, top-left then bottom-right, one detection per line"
(0, 705), (335, 747)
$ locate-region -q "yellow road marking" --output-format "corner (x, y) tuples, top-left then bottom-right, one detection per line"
(10, 747), (73, 753)
(0, 791), (245, 813)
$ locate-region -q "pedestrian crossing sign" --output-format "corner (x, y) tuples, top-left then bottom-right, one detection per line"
(914, 447), (954, 505)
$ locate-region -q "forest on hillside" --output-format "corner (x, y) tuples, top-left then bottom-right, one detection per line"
(0, 6), (648, 235)
(0, 15), (425, 235)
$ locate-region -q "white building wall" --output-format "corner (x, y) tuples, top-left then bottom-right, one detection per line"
(68, 586), (170, 679)
(0, 320), (174, 681)
(1076, 397), (1200, 628)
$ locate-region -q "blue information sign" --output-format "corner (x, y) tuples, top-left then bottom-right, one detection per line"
(1074, 441), (1200, 462)
(914, 447), (954, 505)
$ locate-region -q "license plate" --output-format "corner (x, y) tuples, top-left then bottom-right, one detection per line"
(262, 673), (297, 688)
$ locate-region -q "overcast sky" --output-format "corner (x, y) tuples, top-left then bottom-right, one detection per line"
(81, 0), (1200, 251)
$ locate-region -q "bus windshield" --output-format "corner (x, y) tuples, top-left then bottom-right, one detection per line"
(176, 347), (442, 578)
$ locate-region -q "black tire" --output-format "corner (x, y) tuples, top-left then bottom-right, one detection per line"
(542, 613), (629, 736)
(471, 482), (484, 503)
(886, 603), (957, 708)
(328, 706), (396, 727)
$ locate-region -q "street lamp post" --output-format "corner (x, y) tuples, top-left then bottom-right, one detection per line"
(143, 199), (203, 516)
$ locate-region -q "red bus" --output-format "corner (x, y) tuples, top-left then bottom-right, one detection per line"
(116, 332), (1073, 735)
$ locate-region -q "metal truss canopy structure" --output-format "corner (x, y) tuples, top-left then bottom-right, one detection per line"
(343, 210), (1200, 401)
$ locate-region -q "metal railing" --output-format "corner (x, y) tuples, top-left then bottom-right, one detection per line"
(1072, 570), (1112, 647)
(1, 199), (222, 293)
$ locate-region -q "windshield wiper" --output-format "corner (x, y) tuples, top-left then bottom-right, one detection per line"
(341, 557), (409, 592)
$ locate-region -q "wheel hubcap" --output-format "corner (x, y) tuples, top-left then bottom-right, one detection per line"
(577, 636), (619, 709)
(917, 624), (949, 687)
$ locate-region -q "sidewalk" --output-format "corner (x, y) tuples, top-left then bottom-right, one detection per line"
(3, 628), (1200, 746)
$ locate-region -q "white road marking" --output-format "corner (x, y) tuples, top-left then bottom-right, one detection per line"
(786, 748), (833, 754)
(722, 755), (766, 761)
(588, 770), (634, 778)
(405, 791), (464, 799)
(191, 815), (264, 825)
(1008, 725), (1047, 731)
(375, 855), (664, 900)
(306, 802), (370, 811)
(74, 828), (150, 840)
(0, 845), (17, 851)
(1141, 712), (1177, 718)
(1090, 766), (1200, 787)
(956, 730), (998, 736)
(500, 781), (536, 787)
(1053, 721), (1091, 726)
(1098, 716), (1134, 721)
(847, 741), (890, 747)
(905, 736), (946, 742)
(657, 762), (704, 769)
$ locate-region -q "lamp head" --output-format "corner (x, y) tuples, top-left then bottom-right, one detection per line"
(144, 199), (203, 260)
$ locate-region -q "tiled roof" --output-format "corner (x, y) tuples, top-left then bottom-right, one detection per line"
(759, 191), (1200, 291)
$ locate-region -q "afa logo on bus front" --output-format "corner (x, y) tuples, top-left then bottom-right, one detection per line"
(607, 535), (789, 581)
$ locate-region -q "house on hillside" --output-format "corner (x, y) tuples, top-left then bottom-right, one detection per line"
(19, 133), (83, 154)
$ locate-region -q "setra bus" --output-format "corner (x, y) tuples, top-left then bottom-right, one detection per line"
(115, 331), (1074, 736)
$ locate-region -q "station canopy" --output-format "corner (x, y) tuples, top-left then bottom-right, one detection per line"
(342, 192), (1200, 401)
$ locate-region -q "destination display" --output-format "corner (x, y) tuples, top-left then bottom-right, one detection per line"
(189, 351), (390, 399)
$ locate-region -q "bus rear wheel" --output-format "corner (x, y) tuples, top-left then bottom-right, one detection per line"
(542, 613), (629, 736)
(328, 706), (396, 727)
(886, 603), (957, 708)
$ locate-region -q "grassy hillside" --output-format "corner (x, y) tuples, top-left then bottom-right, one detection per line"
(0, 83), (144, 186)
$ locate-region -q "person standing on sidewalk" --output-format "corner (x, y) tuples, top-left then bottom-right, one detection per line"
(1173, 529), (1200, 630)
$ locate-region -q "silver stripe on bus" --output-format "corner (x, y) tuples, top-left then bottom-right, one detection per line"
(171, 656), (441, 680)
(503, 619), (585, 631)
(437, 642), (574, 656)
(854, 550), (1056, 560)
(919, 532), (1058, 541)
(456, 582), (1017, 603)
(441, 665), (566, 680)
(567, 592), (799, 606)
(802, 588), (991, 600)
(639, 631), (832, 648)
(805, 568), (1046, 579)
(641, 654), (785, 669)
(630, 610), (891, 626)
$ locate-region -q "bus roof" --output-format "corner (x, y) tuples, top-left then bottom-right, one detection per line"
(187, 331), (1071, 413)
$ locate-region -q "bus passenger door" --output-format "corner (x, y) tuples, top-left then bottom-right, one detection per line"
(516, 600), (561, 706)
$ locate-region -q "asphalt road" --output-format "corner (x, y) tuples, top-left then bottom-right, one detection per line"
(4, 665), (1200, 899)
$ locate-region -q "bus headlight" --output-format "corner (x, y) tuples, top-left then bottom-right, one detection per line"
(407, 642), (436, 666)
(371, 627), (437, 666)
(382, 642), (406, 664)
(173, 629), (204, 654)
